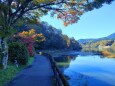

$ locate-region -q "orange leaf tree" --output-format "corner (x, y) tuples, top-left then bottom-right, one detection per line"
(0, 0), (114, 28)
(18, 29), (45, 56)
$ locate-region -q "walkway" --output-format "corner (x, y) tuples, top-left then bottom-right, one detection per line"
(6, 54), (54, 86)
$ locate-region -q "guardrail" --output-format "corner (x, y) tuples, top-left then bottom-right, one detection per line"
(41, 52), (70, 86)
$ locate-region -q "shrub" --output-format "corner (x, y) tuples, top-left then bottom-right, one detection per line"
(8, 42), (29, 65)
(20, 37), (35, 56)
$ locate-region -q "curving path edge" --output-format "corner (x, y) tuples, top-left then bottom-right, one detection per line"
(6, 54), (54, 86)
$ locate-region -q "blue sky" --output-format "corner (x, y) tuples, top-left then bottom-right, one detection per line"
(41, 1), (115, 40)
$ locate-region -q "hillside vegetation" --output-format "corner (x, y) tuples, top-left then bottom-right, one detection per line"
(18, 22), (82, 51)
(79, 33), (115, 57)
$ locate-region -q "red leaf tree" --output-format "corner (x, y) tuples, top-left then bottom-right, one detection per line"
(18, 29), (45, 56)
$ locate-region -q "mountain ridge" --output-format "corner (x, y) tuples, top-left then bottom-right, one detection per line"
(78, 32), (115, 44)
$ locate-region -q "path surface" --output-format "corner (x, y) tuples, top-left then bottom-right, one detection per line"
(6, 54), (54, 86)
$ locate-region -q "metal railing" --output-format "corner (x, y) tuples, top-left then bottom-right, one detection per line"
(41, 52), (70, 86)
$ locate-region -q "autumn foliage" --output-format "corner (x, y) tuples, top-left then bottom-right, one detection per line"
(18, 29), (45, 56)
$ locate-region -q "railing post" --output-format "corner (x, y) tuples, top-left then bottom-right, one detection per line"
(41, 52), (70, 86)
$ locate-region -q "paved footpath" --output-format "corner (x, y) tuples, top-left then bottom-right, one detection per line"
(6, 54), (54, 86)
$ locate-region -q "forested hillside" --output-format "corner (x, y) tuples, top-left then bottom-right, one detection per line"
(17, 22), (82, 50)
(79, 33), (115, 53)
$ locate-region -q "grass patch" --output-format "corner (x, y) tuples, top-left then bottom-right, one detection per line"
(0, 56), (34, 86)
(0, 63), (24, 86)
(27, 57), (34, 65)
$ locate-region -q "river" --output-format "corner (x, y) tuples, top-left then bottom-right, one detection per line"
(54, 52), (115, 86)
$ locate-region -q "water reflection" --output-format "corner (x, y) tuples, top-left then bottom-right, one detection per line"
(54, 52), (115, 86)
(54, 55), (78, 73)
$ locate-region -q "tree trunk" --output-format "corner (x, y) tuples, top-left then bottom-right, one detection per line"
(1, 37), (8, 69)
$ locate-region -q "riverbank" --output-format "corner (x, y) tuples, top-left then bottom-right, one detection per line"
(0, 57), (34, 86)
(37, 49), (79, 57)
(101, 50), (115, 58)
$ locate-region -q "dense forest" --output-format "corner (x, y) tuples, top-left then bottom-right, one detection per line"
(17, 21), (82, 50)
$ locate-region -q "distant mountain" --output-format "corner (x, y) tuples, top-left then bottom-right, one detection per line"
(78, 33), (115, 44)
(78, 39), (95, 44)
(106, 33), (115, 39)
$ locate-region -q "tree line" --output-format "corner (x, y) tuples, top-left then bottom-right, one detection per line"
(18, 21), (82, 50)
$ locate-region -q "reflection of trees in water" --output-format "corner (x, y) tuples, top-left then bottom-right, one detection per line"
(54, 55), (78, 72)
(70, 55), (78, 61)
(100, 55), (105, 58)
(54, 54), (78, 62)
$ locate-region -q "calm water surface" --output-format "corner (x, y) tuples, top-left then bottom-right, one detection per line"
(54, 53), (115, 86)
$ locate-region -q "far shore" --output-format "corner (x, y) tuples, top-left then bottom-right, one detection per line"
(36, 49), (102, 57)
